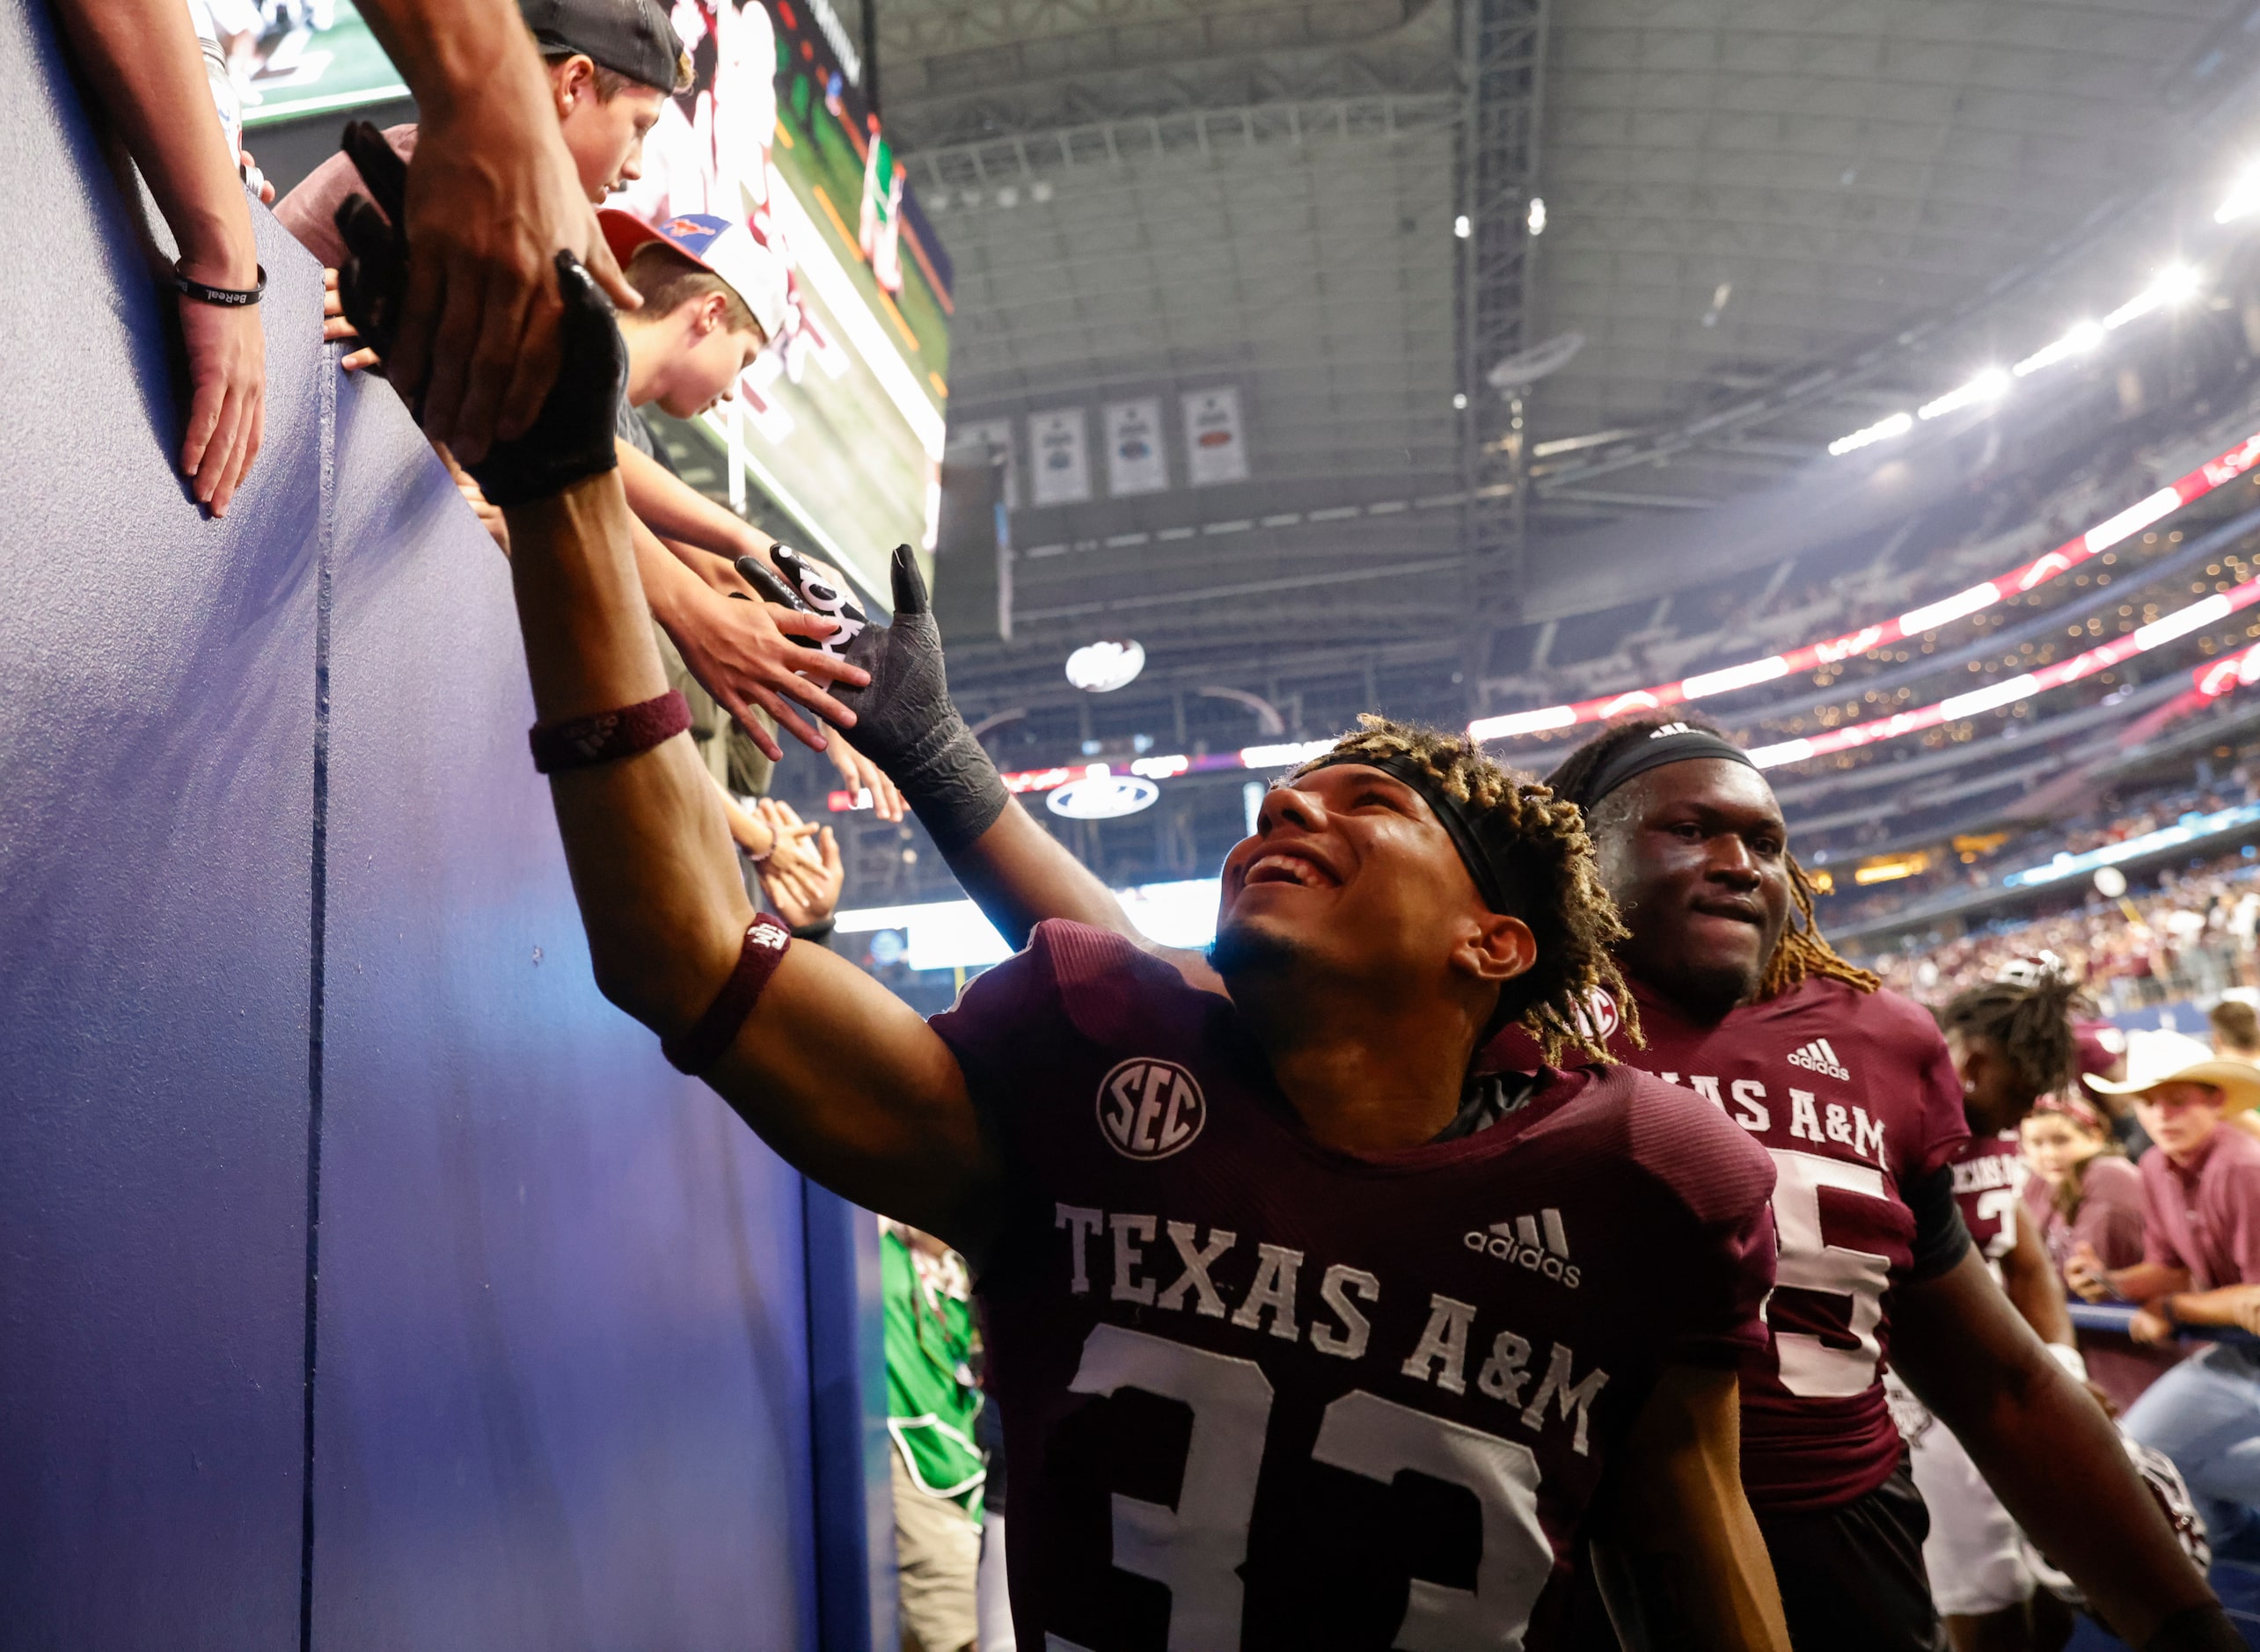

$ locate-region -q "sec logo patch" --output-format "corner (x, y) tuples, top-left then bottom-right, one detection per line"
(1096, 1058), (1207, 1160)
(1576, 988), (1620, 1042)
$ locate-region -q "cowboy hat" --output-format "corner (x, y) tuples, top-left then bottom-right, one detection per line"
(2086, 1028), (2260, 1114)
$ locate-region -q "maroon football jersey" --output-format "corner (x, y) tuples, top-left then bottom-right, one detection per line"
(1949, 1129), (2027, 1279)
(932, 922), (1777, 1651)
(1488, 976), (1968, 1516)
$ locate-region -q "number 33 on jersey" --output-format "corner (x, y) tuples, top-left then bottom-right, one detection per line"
(933, 924), (1779, 1651)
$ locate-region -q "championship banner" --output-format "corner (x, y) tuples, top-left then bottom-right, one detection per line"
(1028, 408), (1093, 505)
(1182, 386), (1248, 485)
(1104, 398), (1168, 495)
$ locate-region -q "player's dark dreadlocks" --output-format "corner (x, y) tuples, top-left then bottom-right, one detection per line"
(1939, 969), (2088, 1100)
(1544, 713), (1880, 1001)
(1291, 716), (1637, 1064)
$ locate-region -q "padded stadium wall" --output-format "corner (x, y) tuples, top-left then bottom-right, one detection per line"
(0, 6), (893, 1648)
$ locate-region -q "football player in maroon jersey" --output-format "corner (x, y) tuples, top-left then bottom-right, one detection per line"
(1528, 714), (2227, 1652)
(1893, 969), (2093, 1652)
(374, 255), (1806, 1645)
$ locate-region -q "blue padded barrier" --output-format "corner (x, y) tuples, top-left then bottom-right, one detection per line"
(0, 2), (885, 1645)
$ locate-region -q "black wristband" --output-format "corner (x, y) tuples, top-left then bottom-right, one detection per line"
(173, 261), (266, 306)
(789, 917), (837, 945)
(2142, 1604), (2245, 1652)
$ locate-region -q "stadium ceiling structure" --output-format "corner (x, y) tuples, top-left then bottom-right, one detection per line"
(874, 0), (2260, 723)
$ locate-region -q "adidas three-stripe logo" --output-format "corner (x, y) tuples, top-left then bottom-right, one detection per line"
(1463, 1207), (1582, 1288)
(1786, 1037), (1851, 1081)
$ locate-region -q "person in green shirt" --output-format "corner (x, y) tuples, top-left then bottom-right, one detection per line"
(882, 1221), (984, 1652)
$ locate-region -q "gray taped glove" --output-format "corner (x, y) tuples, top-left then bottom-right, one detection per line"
(828, 546), (1007, 854)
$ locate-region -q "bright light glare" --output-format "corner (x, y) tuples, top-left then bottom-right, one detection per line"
(1827, 411), (1913, 457)
(1526, 197), (1547, 235)
(1919, 368), (2010, 421)
(2104, 265), (2200, 330)
(1454, 213), (1471, 238)
(2218, 166), (2260, 225)
(2012, 319), (2103, 377)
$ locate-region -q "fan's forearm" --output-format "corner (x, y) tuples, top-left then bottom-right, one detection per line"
(502, 475), (752, 1034)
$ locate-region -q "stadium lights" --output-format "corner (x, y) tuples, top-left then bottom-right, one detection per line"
(2220, 166), (2260, 225)
(1828, 412), (1913, 457)
(1919, 367), (2010, 421)
(2103, 264), (2200, 331)
(1527, 197), (1547, 236)
(1827, 265), (2204, 456)
(1455, 214), (1472, 238)
(1065, 639), (1145, 692)
(2013, 319), (2103, 377)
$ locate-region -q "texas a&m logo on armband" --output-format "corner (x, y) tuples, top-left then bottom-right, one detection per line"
(1096, 1057), (1207, 1160)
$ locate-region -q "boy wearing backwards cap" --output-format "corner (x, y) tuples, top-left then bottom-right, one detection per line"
(2070, 1029), (2260, 1553)
(598, 207), (905, 811)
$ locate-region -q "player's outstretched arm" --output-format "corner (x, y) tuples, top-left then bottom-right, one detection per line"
(1893, 1252), (2227, 1648)
(1589, 1365), (1791, 1652)
(502, 470), (1001, 1252)
(332, 185), (1006, 1247)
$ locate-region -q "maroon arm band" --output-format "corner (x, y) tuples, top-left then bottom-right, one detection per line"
(662, 915), (793, 1074)
(529, 690), (692, 774)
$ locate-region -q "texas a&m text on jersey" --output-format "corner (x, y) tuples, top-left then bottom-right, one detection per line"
(934, 922), (1778, 1652)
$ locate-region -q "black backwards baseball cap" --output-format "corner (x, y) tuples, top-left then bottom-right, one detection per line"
(521, 0), (692, 94)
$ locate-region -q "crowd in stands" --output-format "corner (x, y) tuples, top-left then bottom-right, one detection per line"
(1865, 844), (2260, 1011)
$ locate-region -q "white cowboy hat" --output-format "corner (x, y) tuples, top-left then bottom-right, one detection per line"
(2086, 1028), (2260, 1114)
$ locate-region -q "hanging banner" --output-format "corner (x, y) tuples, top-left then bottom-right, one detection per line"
(1104, 398), (1168, 495)
(1028, 408), (1092, 506)
(953, 418), (1017, 506)
(1182, 386), (1248, 485)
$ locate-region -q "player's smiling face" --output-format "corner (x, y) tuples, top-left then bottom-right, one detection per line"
(1212, 764), (1532, 1011)
(1588, 758), (1790, 1020)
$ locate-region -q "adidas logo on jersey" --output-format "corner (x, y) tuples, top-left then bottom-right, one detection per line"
(1785, 1038), (1851, 1081)
(1464, 1208), (1580, 1288)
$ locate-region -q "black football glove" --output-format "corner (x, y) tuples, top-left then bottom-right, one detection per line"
(333, 122), (623, 508)
(825, 546), (1006, 853)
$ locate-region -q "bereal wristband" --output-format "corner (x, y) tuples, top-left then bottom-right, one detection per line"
(174, 259), (267, 306)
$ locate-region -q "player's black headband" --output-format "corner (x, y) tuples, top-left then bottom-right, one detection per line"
(1298, 750), (1516, 916)
(1565, 724), (1757, 809)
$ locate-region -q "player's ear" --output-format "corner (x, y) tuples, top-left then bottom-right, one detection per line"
(1457, 912), (1536, 987)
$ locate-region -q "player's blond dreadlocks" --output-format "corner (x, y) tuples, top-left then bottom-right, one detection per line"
(1290, 716), (1639, 1064)
(1762, 850), (1879, 998)
(1545, 713), (1878, 1002)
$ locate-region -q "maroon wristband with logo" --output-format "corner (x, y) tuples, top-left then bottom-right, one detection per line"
(662, 915), (793, 1074)
(529, 690), (691, 774)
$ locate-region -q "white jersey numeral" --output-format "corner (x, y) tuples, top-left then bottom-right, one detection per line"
(1766, 1149), (1893, 1398)
(1062, 1325), (1552, 1649)
(1975, 1186), (2020, 1262)
(1311, 1391), (1551, 1650)
(1066, 1325), (1272, 1649)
